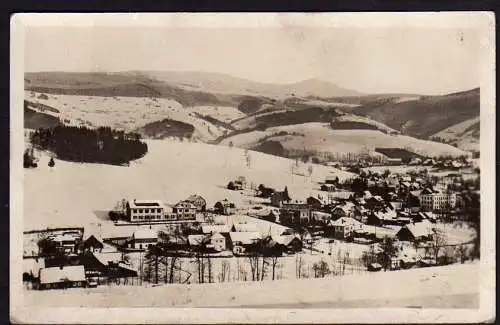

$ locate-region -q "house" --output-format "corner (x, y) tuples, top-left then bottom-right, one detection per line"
(185, 194), (207, 212)
(310, 211), (331, 224)
(214, 199), (236, 215)
(126, 228), (158, 250)
(207, 233), (226, 252)
(327, 217), (363, 240)
(367, 208), (398, 226)
(352, 205), (369, 223)
(279, 201), (311, 226)
(420, 192), (457, 212)
(396, 220), (434, 242)
(272, 234), (303, 253)
(173, 201), (197, 220)
(51, 233), (81, 255)
(365, 195), (385, 210)
(83, 235), (104, 253)
(126, 199), (165, 222)
(236, 176), (248, 188)
(270, 191), (291, 208)
(331, 202), (355, 219)
(228, 232), (262, 253)
(80, 251), (138, 279)
(389, 201), (403, 211)
(37, 265), (87, 290)
(306, 196), (326, 210)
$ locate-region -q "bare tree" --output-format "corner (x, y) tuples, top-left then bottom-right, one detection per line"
(457, 244), (468, 264)
(430, 228), (447, 265)
(218, 260), (230, 282)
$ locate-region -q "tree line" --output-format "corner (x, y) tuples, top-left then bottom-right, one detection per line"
(29, 125), (148, 165)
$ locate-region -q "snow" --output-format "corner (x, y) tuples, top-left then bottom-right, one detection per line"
(25, 91), (229, 142)
(221, 123), (468, 157)
(23, 139), (354, 235)
(23, 263), (479, 308)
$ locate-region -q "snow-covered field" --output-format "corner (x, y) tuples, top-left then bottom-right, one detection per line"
(433, 117), (480, 152)
(220, 123), (468, 157)
(25, 91), (236, 142)
(22, 262), (479, 308)
(23, 139), (354, 235)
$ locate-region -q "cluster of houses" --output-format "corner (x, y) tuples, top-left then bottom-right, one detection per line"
(247, 169), (470, 245)
(110, 220), (303, 256)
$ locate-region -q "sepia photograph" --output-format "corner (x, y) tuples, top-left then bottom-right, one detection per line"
(10, 12), (495, 324)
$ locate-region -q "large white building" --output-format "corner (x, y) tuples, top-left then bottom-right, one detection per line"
(420, 193), (457, 212)
(126, 199), (165, 222)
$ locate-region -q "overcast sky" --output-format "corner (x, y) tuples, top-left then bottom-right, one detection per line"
(24, 27), (480, 95)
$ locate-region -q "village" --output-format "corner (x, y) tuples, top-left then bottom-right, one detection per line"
(22, 154), (480, 290)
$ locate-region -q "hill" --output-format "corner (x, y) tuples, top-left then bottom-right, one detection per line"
(432, 117), (480, 152)
(132, 71), (364, 98)
(219, 123), (468, 161)
(352, 88), (480, 139)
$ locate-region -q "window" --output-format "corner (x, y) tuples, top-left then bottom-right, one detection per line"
(139, 209), (143, 213)
(145, 209), (149, 213)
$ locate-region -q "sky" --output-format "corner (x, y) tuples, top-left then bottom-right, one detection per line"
(24, 26), (481, 95)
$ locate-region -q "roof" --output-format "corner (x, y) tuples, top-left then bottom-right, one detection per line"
(216, 199), (236, 207)
(174, 201), (197, 209)
(233, 223), (258, 232)
(329, 191), (353, 200)
(373, 209), (397, 221)
(229, 232), (262, 245)
(129, 200), (163, 208)
(272, 234), (301, 246)
(186, 194), (206, 202)
(188, 234), (207, 246)
(132, 228), (158, 240)
(329, 217), (363, 227)
(201, 224), (230, 234)
(39, 265), (86, 284)
(403, 220), (434, 238)
(210, 232), (225, 240)
(52, 234), (78, 242)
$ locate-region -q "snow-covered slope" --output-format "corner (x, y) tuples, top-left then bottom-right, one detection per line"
(24, 139), (354, 233)
(23, 263), (478, 308)
(433, 117), (480, 152)
(220, 123), (468, 158)
(24, 91), (233, 142)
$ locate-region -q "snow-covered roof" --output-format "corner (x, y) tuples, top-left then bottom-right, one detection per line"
(272, 234), (301, 246)
(229, 232), (262, 245)
(39, 265), (86, 284)
(129, 199), (163, 209)
(233, 223), (258, 232)
(202, 224), (230, 234)
(404, 220), (434, 238)
(329, 217), (363, 227)
(132, 228), (158, 240)
(188, 234), (207, 246)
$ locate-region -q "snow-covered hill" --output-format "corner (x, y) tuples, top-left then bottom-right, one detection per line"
(220, 123), (468, 158)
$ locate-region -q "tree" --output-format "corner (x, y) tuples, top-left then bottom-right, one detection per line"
(312, 260), (330, 278)
(228, 141), (234, 148)
(227, 181), (236, 190)
(379, 236), (397, 271)
(246, 152), (252, 169)
(23, 148), (37, 168)
(48, 157), (55, 168)
(283, 186), (291, 201)
(430, 228), (447, 265)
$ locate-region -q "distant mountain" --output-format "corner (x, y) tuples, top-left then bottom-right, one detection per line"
(131, 71), (364, 98)
(25, 71), (363, 107)
(352, 88), (480, 139)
